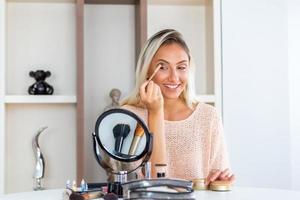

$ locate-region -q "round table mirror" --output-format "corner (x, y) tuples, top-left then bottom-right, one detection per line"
(93, 108), (153, 174)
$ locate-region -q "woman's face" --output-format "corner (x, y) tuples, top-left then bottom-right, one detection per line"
(148, 43), (190, 100)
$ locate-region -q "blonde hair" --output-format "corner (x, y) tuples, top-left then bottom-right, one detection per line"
(121, 29), (198, 109)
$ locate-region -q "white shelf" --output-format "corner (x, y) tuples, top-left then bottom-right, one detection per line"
(196, 94), (215, 103)
(4, 95), (77, 104)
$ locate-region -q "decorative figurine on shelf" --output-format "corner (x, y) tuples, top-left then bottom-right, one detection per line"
(103, 88), (122, 112)
(32, 126), (48, 191)
(28, 70), (54, 95)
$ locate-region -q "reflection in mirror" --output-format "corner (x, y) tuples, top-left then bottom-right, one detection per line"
(97, 112), (147, 157)
(93, 108), (152, 176)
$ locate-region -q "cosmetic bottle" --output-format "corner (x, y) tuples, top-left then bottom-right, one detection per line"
(192, 178), (207, 190)
(155, 164), (167, 178)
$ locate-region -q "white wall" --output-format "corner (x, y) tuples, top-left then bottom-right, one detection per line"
(222, 0), (292, 189)
(0, 0), (6, 195)
(148, 1), (214, 94)
(83, 4), (136, 183)
(288, 0), (300, 191)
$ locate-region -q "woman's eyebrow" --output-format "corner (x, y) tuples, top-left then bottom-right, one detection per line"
(156, 59), (188, 65)
(156, 59), (169, 64)
(176, 60), (188, 64)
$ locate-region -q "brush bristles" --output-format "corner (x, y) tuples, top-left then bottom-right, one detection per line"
(134, 124), (144, 137)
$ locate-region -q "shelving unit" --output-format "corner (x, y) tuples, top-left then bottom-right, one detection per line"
(0, 0), (223, 194)
(0, 0), (78, 194)
(4, 95), (77, 104)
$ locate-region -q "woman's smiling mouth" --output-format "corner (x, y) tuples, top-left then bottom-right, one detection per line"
(163, 84), (181, 89)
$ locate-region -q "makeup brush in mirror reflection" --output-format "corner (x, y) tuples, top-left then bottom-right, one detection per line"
(113, 123), (130, 153)
(128, 124), (145, 155)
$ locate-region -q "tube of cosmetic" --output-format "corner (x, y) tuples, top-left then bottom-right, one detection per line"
(144, 162), (151, 179)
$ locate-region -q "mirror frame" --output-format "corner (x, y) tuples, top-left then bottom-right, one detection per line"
(94, 108), (152, 163)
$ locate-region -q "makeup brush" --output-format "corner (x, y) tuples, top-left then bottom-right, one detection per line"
(128, 123), (145, 155)
(113, 123), (131, 153)
(146, 64), (161, 85)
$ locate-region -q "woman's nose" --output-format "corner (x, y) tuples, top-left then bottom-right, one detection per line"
(168, 69), (179, 81)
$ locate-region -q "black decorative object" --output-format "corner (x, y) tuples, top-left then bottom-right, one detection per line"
(28, 70), (54, 95)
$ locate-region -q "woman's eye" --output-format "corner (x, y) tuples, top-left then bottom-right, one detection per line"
(159, 64), (168, 70)
(178, 65), (187, 70)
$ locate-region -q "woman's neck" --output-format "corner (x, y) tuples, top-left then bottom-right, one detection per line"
(163, 98), (185, 111)
(163, 98), (192, 121)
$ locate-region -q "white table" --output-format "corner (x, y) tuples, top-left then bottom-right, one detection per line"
(1, 187), (300, 200)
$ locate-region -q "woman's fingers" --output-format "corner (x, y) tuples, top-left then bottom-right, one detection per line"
(206, 169), (235, 185)
(205, 169), (221, 185)
(147, 81), (154, 98)
(157, 84), (162, 97)
(139, 81), (149, 100)
(209, 169), (222, 182)
(219, 168), (231, 180)
(153, 84), (163, 99)
(227, 174), (235, 182)
(153, 83), (158, 98)
(140, 81), (154, 100)
(139, 81), (163, 111)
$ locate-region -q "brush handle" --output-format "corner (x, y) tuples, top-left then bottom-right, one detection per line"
(114, 137), (124, 153)
(128, 136), (141, 155)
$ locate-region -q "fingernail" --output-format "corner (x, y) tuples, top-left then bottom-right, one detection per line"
(205, 180), (209, 186)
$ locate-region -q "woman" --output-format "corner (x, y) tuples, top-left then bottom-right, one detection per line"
(121, 29), (234, 185)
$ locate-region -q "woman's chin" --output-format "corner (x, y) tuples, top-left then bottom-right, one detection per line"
(162, 92), (182, 100)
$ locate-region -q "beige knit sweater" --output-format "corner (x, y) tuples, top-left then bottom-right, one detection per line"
(122, 102), (230, 180)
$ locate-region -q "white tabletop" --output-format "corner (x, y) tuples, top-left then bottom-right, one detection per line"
(195, 187), (300, 200)
(1, 187), (300, 200)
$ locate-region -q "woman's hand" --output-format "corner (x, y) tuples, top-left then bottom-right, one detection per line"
(205, 168), (235, 186)
(140, 80), (166, 176)
(139, 80), (164, 113)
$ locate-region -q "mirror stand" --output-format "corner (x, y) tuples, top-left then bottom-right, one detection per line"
(92, 108), (195, 199)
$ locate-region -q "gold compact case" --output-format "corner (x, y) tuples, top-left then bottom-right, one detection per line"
(209, 180), (231, 191)
(192, 178), (207, 190)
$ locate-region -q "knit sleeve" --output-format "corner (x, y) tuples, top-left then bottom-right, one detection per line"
(208, 109), (231, 171)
